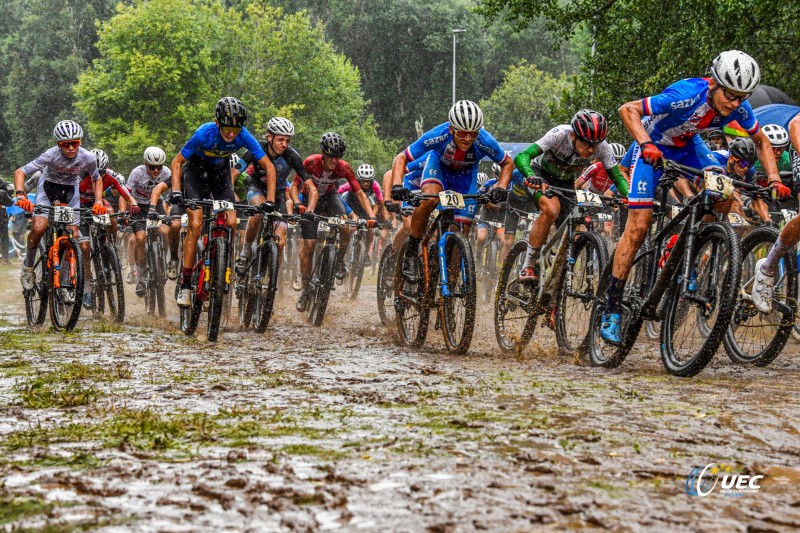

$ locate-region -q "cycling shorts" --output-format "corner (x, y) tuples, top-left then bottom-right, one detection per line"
(129, 202), (167, 234)
(299, 193), (348, 240)
(183, 157), (235, 207)
(418, 152), (477, 223)
(35, 181), (79, 225)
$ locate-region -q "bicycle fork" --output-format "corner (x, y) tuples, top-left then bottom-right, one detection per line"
(437, 232), (466, 298)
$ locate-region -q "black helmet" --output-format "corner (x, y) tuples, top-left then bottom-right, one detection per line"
(320, 132), (346, 157)
(708, 129), (725, 140)
(215, 97), (247, 128)
(571, 109), (608, 143)
(728, 137), (757, 162)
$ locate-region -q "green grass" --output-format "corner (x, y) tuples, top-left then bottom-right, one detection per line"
(12, 361), (132, 409)
(0, 331), (52, 355)
(280, 443), (347, 460)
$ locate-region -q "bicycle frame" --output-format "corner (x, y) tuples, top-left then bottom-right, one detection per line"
(187, 203), (233, 303)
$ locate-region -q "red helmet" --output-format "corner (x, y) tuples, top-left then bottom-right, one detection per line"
(571, 109), (608, 144)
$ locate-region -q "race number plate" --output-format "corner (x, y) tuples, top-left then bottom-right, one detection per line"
(288, 221), (298, 229)
(213, 200), (234, 212)
(146, 218), (161, 229)
(671, 205), (682, 219)
(92, 214), (111, 226)
(327, 217), (345, 227)
(527, 212), (539, 221)
(704, 171), (735, 200)
(438, 191), (466, 209)
(53, 206), (73, 223)
(782, 209), (797, 224)
(576, 189), (603, 206)
(596, 213), (613, 222)
(180, 214), (189, 227)
(727, 213), (746, 225)
(317, 222), (330, 232)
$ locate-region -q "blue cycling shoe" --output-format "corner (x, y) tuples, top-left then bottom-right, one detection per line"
(600, 313), (622, 345)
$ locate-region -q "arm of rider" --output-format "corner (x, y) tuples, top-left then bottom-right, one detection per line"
(170, 153), (185, 198)
(92, 178), (108, 215)
(619, 100), (663, 166)
(305, 181), (319, 213)
(150, 182), (169, 208)
(355, 189), (373, 218)
(496, 157), (514, 191)
(256, 156), (277, 204)
(391, 151), (408, 189)
(674, 177), (699, 199)
(513, 144), (542, 180)
(753, 128), (780, 184)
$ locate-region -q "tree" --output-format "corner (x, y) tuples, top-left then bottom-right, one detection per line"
(477, 0), (800, 137)
(480, 62), (570, 141)
(75, 0), (395, 172)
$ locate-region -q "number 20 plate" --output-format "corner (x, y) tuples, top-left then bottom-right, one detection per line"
(438, 191), (465, 209)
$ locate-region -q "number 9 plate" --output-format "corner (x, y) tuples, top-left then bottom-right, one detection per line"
(438, 191), (466, 209)
(703, 171), (735, 200)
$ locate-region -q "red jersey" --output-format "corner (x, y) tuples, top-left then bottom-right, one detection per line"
(79, 169), (129, 205)
(295, 154), (359, 196)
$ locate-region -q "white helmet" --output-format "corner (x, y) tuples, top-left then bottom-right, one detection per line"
(53, 120), (83, 141)
(762, 124), (789, 148)
(610, 143), (627, 160)
(266, 116), (295, 137)
(229, 153), (240, 170)
(491, 163), (501, 176)
(710, 50), (761, 94)
(449, 100), (484, 131)
(90, 148), (108, 171)
(143, 146), (166, 166)
(477, 172), (489, 186)
(357, 163), (375, 181)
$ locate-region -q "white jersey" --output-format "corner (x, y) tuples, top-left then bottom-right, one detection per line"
(126, 165), (172, 204)
(20, 146), (99, 186)
(533, 124), (616, 180)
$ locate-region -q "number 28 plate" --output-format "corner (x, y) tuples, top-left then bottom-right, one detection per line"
(53, 206), (73, 223)
(438, 191), (465, 209)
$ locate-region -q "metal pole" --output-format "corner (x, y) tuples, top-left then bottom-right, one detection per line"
(451, 29), (465, 106)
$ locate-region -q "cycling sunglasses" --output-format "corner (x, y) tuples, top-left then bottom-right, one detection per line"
(219, 126), (242, 136)
(731, 156), (753, 169)
(721, 88), (750, 103)
(147, 164), (162, 171)
(58, 140), (81, 149)
(452, 129), (479, 141)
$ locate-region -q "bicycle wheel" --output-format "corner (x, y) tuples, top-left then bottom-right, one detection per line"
(144, 244), (156, 314)
(439, 233), (477, 355)
(101, 241), (125, 323)
(376, 246), (396, 325)
(91, 246), (105, 315)
(238, 255), (254, 330)
(555, 231), (608, 356)
(24, 242), (48, 326)
(394, 240), (430, 347)
(153, 240), (167, 318)
(309, 245), (336, 327)
(347, 240), (366, 300)
(586, 245), (651, 368)
(253, 240), (279, 333)
(494, 240), (538, 354)
(206, 237), (228, 341)
(49, 237), (84, 331)
(480, 239), (498, 303)
(180, 268), (202, 336)
(661, 222), (741, 377)
(724, 226), (797, 366)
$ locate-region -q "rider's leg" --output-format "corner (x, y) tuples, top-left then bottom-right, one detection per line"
(520, 194), (560, 278)
(181, 209), (202, 289)
(23, 217), (48, 267)
(605, 208), (653, 314)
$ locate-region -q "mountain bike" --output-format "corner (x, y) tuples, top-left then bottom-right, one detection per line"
(179, 199), (237, 341)
(394, 190), (490, 355)
(495, 187), (617, 355)
(83, 209), (125, 322)
(141, 214), (170, 317)
(474, 216), (504, 304)
(587, 160), (751, 377)
(23, 204), (84, 331)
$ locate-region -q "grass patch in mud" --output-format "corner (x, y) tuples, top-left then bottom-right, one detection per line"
(12, 361), (132, 409)
(0, 494), (55, 525)
(280, 443), (347, 460)
(1, 451), (105, 471)
(0, 331), (52, 355)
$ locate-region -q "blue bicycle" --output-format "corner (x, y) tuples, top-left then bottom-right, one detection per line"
(394, 190), (489, 354)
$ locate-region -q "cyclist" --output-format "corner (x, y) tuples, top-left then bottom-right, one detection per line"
(514, 109), (628, 282)
(126, 147), (174, 296)
(575, 142), (631, 196)
(233, 116), (311, 274)
(289, 132), (373, 312)
(390, 100), (513, 281)
(79, 148), (137, 308)
(752, 113), (800, 312)
(474, 172), (506, 268)
(754, 124), (793, 182)
(14, 120), (106, 296)
(169, 97), (277, 307)
(338, 163), (387, 259)
(707, 129), (728, 151)
(600, 50), (790, 343)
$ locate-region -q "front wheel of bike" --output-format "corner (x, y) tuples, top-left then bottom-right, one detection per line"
(661, 222), (740, 377)
(377, 245), (396, 325)
(24, 243), (49, 326)
(253, 240), (279, 333)
(555, 231), (608, 356)
(180, 269), (202, 336)
(494, 240), (538, 354)
(346, 240), (366, 300)
(440, 233), (477, 355)
(50, 237), (84, 331)
(101, 241), (125, 322)
(724, 225), (797, 366)
(206, 238), (229, 341)
(309, 245), (336, 327)
(394, 240), (430, 347)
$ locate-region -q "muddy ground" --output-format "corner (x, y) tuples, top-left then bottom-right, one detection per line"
(1, 260), (800, 532)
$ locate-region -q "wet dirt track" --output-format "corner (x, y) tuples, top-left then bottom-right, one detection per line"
(1, 262), (800, 532)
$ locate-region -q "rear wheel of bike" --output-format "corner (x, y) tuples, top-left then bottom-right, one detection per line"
(309, 245), (336, 327)
(494, 240), (538, 354)
(480, 239), (499, 303)
(661, 222), (740, 377)
(253, 240), (279, 333)
(347, 240), (366, 300)
(206, 237), (228, 341)
(24, 243), (48, 326)
(377, 246), (396, 325)
(102, 242), (125, 322)
(394, 241), (430, 347)
(91, 248), (105, 315)
(144, 246), (156, 315)
(724, 226), (797, 366)
(587, 245), (651, 367)
(50, 237), (84, 331)
(238, 257), (254, 330)
(555, 231), (608, 356)
(440, 233), (477, 355)
(180, 268), (202, 336)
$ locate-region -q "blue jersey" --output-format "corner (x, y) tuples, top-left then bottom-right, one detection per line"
(712, 150), (756, 183)
(478, 178), (499, 195)
(404, 122), (508, 171)
(641, 78), (759, 149)
(754, 104), (800, 130)
(508, 169), (531, 200)
(180, 122), (266, 166)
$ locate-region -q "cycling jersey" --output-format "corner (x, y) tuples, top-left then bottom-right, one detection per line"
(296, 154), (359, 196)
(20, 146), (99, 186)
(126, 165), (172, 204)
(476, 178), (505, 226)
(79, 170), (129, 205)
(337, 180), (384, 204)
(753, 104), (800, 131)
(579, 162), (616, 194)
(404, 122), (508, 171)
(754, 150), (792, 176)
(236, 142), (311, 191)
(180, 122), (265, 166)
